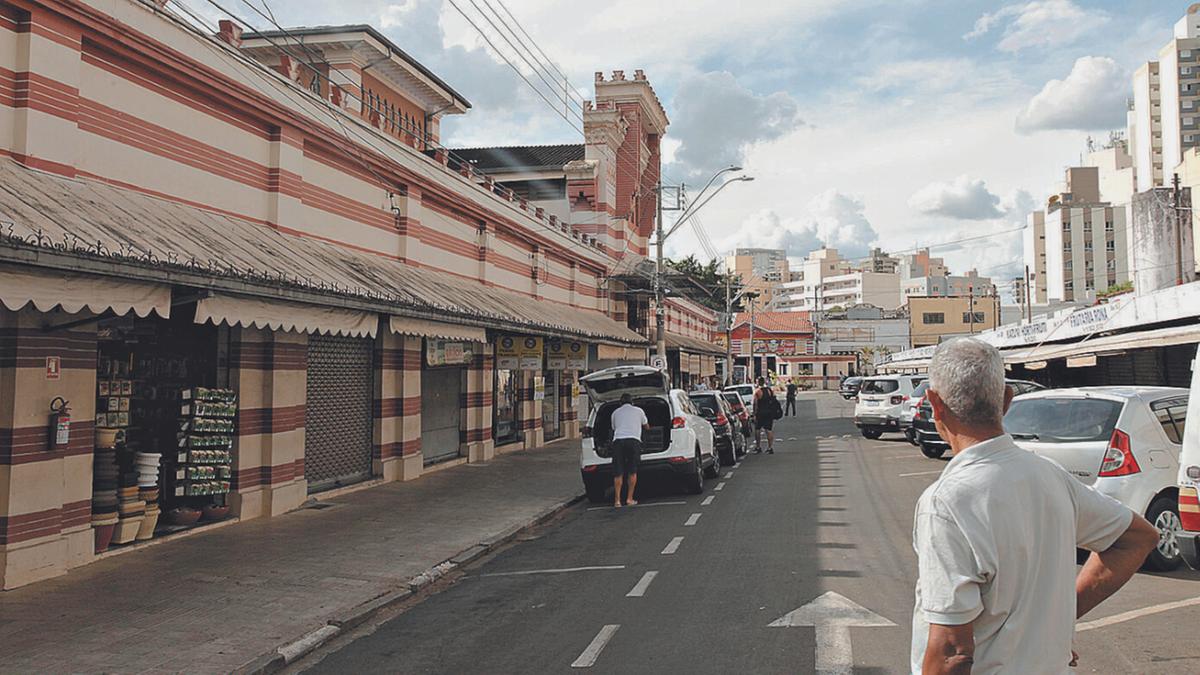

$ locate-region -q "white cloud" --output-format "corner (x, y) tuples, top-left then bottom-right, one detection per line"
(665, 71), (806, 180)
(908, 176), (1006, 220)
(712, 190), (879, 260)
(1015, 56), (1127, 133)
(965, 0), (1109, 53)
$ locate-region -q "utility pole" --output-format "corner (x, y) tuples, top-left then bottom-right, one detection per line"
(654, 182), (666, 362)
(724, 272), (733, 386)
(1174, 173), (1185, 286)
(1024, 264), (1032, 323)
(968, 285), (975, 335)
(748, 293), (757, 381)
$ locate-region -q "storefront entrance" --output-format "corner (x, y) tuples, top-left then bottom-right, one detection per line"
(494, 368), (519, 445)
(421, 366), (463, 465)
(542, 370), (560, 441)
(305, 334), (374, 492)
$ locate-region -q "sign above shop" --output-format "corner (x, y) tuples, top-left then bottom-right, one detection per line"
(426, 339), (478, 367)
(496, 335), (520, 370)
(519, 336), (543, 370)
(545, 339), (589, 370)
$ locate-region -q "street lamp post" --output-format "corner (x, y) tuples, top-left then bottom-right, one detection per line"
(654, 169), (753, 364)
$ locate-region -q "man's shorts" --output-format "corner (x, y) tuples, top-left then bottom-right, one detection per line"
(611, 438), (642, 477)
(756, 415), (774, 431)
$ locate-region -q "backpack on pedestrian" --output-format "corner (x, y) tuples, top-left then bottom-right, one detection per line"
(762, 386), (783, 420)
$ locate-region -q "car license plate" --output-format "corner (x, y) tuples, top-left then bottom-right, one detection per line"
(865, 400), (878, 407)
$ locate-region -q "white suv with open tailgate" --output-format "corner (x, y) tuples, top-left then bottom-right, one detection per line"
(853, 375), (924, 440)
(580, 366), (718, 503)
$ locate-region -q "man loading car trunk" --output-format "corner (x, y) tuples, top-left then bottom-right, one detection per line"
(610, 393), (650, 508)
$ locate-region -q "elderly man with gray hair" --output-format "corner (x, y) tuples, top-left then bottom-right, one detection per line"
(912, 338), (1158, 674)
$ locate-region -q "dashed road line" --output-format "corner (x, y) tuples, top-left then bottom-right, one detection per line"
(661, 537), (684, 555)
(626, 571), (659, 598)
(571, 624), (620, 668)
(899, 470), (944, 478)
(1077, 597), (1200, 632)
(480, 565), (626, 578)
(724, 471), (734, 479)
(586, 500), (687, 511)
(715, 482), (726, 491)
(685, 513), (702, 526)
(701, 496), (715, 506)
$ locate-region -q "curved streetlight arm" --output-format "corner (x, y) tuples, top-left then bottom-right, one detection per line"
(664, 176), (754, 241)
(682, 165), (741, 211)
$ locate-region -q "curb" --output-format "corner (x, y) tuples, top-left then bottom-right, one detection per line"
(237, 492), (583, 674)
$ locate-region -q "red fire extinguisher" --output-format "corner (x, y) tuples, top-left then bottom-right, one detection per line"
(49, 397), (70, 449)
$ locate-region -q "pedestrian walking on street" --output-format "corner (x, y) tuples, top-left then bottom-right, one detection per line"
(912, 338), (1158, 674)
(785, 380), (797, 416)
(752, 377), (780, 454)
(609, 393), (649, 508)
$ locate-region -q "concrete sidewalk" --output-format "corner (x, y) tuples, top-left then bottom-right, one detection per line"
(0, 442), (583, 674)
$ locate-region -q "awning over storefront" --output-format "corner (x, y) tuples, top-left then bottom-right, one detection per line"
(0, 157), (645, 346)
(1003, 322), (1200, 365)
(665, 332), (725, 357)
(0, 262), (170, 318)
(388, 316), (487, 342)
(701, 355), (717, 377)
(597, 344), (644, 361)
(195, 293), (377, 338)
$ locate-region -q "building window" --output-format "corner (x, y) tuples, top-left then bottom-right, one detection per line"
(1065, 280), (1074, 291)
(1083, 222), (1092, 233)
(962, 312), (986, 324)
(1106, 240), (1116, 252)
(1084, 241), (1093, 251)
(1105, 221), (1114, 232)
(922, 312), (944, 325)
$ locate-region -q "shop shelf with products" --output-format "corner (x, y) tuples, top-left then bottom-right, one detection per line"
(170, 387), (236, 509)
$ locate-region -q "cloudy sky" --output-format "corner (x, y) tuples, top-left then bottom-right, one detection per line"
(189, 0), (1186, 294)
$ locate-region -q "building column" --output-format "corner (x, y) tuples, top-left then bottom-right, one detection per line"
(266, 125), (305, 231)
(559, 371), (580, 439)
(393, 185), (423, 262)
(0, 307), (96, 589)
(517, 370), (544, 450)
(462, 345), (495, 462)
(229, 328), (307, 519)
(374, 332), (422, 481)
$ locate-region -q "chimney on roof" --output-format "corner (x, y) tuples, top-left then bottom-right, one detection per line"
(217, 19), (243, 47)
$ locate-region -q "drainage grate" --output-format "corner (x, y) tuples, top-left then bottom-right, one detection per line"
(299, 500), (338, 511)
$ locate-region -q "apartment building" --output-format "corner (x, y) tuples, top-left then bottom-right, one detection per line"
(909, 296), (1000, 348)
(1131, 5), (1200, 192)
(776, 248), (854, 311)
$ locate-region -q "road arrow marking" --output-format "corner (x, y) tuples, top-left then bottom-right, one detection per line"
(768, 591), (896, 675)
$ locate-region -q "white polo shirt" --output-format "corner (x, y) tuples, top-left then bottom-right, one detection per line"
(611, 403), (648, 441)
(911, 434), (1133, 674)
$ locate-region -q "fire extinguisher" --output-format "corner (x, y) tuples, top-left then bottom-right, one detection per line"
(49, 397), (70, 449)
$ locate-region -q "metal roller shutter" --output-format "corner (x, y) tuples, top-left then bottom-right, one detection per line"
(305, 334), (374, 491)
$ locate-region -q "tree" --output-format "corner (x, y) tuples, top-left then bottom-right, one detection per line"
(664, 256), (742, 312)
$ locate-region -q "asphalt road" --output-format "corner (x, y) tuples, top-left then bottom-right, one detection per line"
(295, 393), (1200, 674)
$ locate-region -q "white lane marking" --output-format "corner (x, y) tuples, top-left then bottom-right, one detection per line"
(480, 565), (626, 578)
(724, 472), (734, 479)
(661, 537), (684, 555)
(1076, 596), (1200, 632)
(685, 513), (702, 526)
(842, 434), (852, 438)
(586, 500), (687, 511)
(788, 437), (798, 441)
(715, 482), (726, 491)
(571, 624), (620, 668)
(899, 470), (944, 478)
(701, 496), (715, 506)
(626, 571), (659, 597)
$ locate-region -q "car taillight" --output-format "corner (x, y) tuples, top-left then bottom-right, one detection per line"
(582, 464), (599, 473)
(1098, 429), (1140, 477)
(672, 416), (686, 429)
(581, 426), (591, 438)
(890, 395), (903, 405)
(716, 413), (728, 426)
(1180, 487), (1200, 531)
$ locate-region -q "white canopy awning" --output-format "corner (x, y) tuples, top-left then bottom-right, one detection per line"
(0, 263), (170, 318)
(195, 293), (377, 338)
(388, 316), (486, 342)
(1004, 322), (1200, 365)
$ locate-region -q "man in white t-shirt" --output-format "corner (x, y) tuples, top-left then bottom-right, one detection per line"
(610, 393), (649, 508)
(912, 338), (1158, 674)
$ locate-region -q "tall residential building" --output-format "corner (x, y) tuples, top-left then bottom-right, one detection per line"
(725, 247), (789, 308)
(1025, 167), (1131, 304)
(862, 247), (899, 274)
(776, 248), (854, 311)
(897, 248), (948, 280)
(1084, 137), (1137, 206)
(902, 270), (994, 300)
(1131, 5), (1200, 191)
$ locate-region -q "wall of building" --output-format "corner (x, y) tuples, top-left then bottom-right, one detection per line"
(1131, 187), (1195, 294)
(908, 296), (1000, 348)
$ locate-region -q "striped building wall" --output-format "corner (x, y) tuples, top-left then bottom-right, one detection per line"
(515, 370), (543, 451)
(229, 327), (307, 518)
(558, 372), (580, 439)
(461, 347), (495, 462)
(373, 332), (422, 481)
(0, 307), (96, 589)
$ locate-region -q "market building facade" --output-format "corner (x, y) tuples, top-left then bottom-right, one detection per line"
(0, 1), (689, 588)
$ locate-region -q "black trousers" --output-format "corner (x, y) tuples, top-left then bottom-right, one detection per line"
(785, 398), (796, 416)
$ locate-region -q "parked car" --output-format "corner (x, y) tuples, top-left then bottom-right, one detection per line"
(721, 391), (754, 444)
(853, 375), (925, 439)
(839, 377), (863, 400)
(724, 383), (757, 409)
(1004, 386), (1188, 571)
(690, 391), (743, 465)
(1178, 346), (1200, 570)
(914, 379), (1044, 458)
(901, 381), (931, 445)
(580, 366), (718, 503)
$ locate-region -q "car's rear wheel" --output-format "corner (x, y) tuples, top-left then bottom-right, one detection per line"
(919, 441), (946, 459)
(583, 475), (609, 504)
(719, 438), (737, 467)
(703, 445), (721, 478)
(861, 428), (883, 440)
(684, 448), (705, 494)
(905, 428), (918, 446)
(1144, 496), (1184, 571)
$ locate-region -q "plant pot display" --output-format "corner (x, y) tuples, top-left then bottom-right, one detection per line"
(165, 506), (201, 527)
(201, 504), (230, 522)
(169, 387), (236, 523)
(112, 515), (142, 545)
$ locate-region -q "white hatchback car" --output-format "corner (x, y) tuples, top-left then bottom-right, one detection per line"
(853, 375), (924, 439)
(1003, 386), (1188, 571)
(723, 383), (757, 409)
(580, 366), (718, 503)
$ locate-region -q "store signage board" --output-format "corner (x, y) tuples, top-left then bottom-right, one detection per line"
(533, 376), (546, 401)
(496, 335), (521, 370)
(519, 336), (543, 370)
(566, 340), (588, 370)
(546, 339), (568, 370)
(45, 356), (60, 380)
(426, 339), (475, 367)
